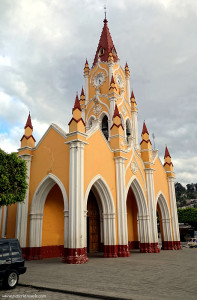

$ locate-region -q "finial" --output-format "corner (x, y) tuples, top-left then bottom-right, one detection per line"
(104, 5), (107, 23)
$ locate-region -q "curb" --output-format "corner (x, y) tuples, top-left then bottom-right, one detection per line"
(18, 283), (133, 300)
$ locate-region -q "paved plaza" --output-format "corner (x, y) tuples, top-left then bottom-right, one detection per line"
(1, 247), (197, 300)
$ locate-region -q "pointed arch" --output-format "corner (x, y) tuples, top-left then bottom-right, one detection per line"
(84, 175), (116, 248)
(156, 191), (173, 244)
(29, 173), (68, 249)
(126, 176), (148, 216)
(84, 175), (115, 214)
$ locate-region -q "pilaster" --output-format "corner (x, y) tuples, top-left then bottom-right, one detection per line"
(168, 176), (182, 250)
(145, 168), (160, 253)
(114, 156), (130, 257)
(67, 140), (88, 264)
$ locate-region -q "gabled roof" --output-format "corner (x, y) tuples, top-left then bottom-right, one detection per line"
(93, 18), (118, 66)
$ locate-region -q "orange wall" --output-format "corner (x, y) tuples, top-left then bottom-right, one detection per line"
(25, 127), (69, 247)
(42, 184), (64, 246)
(127, 188), (138, 241)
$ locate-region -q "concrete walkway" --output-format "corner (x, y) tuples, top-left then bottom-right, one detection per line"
(19, 247), (197, 300)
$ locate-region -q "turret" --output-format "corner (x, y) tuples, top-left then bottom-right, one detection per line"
(110, 104), (125, 150)
(109, 75), (118, 134)
(163, 146), (174, 177)
(140, 121), (153, 167)
(80, 87), (86, 121)
(20, 113), (36, 148)
(68, 94), (85, 133)
(131, 91), (139, 149)
(83, 59), (89, 104)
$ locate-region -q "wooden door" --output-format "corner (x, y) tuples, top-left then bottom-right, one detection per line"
(87, 191), (100, 253)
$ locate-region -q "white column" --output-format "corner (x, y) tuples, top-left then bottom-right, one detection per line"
(2, 206), (8, 238)
(15, 155), (32, 248)
(69, 141), (85, 250)
(138, 215), (151, 243)
(109, 97), (116, 127)
(162, 218), (172, 242)
(114, 157), (128, 246)
(108, 62), (113, 84)
(84, 75), (89, 105)
(131, 110), (139, 150)
(126, 76), (131, 107)
(64, 210), (69, 249)
(29, 213), (43, 247)
(168, 177), (180, 241)
(145, 169), (158, 244)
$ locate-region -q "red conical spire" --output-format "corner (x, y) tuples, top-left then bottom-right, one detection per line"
(164, 146), (171, 159)
(142, 121), (149, 135)
(125, 62), (128, 69)
(113, 104), (120, 119)
(131, 90), (135, 99)
(73, 93), (81, 112)
(110, 74), (115, 85)
(93, 19), (118, 66)
(81, 86), (85, 96)
(24, 112), (33, 130)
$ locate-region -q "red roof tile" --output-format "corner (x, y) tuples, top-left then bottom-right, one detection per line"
(24, 113), (33, 130)
(131, 90), (135, 99)
(142, 121), (149, 135)
(164, 146), (171, 159)
(113, 104), (120, 118)
(73, 94), (81, 112)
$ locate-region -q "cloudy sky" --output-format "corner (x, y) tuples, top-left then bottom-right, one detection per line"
(0, 0), (196, 186)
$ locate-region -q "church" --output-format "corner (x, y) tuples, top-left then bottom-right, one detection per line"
(0, 17), (181, 263)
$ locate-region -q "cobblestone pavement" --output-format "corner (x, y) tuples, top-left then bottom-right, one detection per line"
(1, 247), (197, 300)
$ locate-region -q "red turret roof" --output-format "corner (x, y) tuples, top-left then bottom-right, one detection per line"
(142, 121), (149, 135)
(125, 62), (128, 69)
(81, 87), (85, 96)
(113, 104), (120, 119)
(24, 113), (33, 130)
(164, 146), (171, 158)
(85, 58), (88, 65)
(73, 94), (81, 112)
(93, 18), (118, 66)
(110, 74), (115, 85)
(131, 90), (135, 99)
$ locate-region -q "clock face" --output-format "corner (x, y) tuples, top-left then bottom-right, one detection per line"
(94, 73), (104, 87)
(116, 74), (123, 88)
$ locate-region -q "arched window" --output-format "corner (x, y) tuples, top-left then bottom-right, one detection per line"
(101, 115), (109, 140)
(126, 119), (132, 141)
(87, 116), (95, 129)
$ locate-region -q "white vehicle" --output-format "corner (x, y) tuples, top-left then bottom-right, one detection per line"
(187, 238), (197, 248)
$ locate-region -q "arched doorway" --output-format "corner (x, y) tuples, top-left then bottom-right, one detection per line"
(29, 173), (68, 260)
(42, 184), (64, 258)
(87, 190), (101, 253)
(127, 187), (139, 250)
(126, 176), (151, 253)
(156, 193), (173, 250)
(84, 175), (117, 258)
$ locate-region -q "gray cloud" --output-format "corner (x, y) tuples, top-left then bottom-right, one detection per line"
(0, 0), (196, 185)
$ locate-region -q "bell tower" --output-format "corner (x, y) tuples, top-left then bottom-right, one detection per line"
(83, 17), (139, 148)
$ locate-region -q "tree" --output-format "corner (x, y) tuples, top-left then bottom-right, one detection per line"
(178, 207), (197, 230)
(0, 149), (28, 206)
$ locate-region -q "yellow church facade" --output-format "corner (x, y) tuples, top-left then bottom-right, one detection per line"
(0, 17), (181, 264)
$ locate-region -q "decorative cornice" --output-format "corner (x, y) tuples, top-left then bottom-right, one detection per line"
(110, 123), (124, 131)
(20, 135), (36, 142)
(68, 117), (86, 127)
(140, 139), (152, 145)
